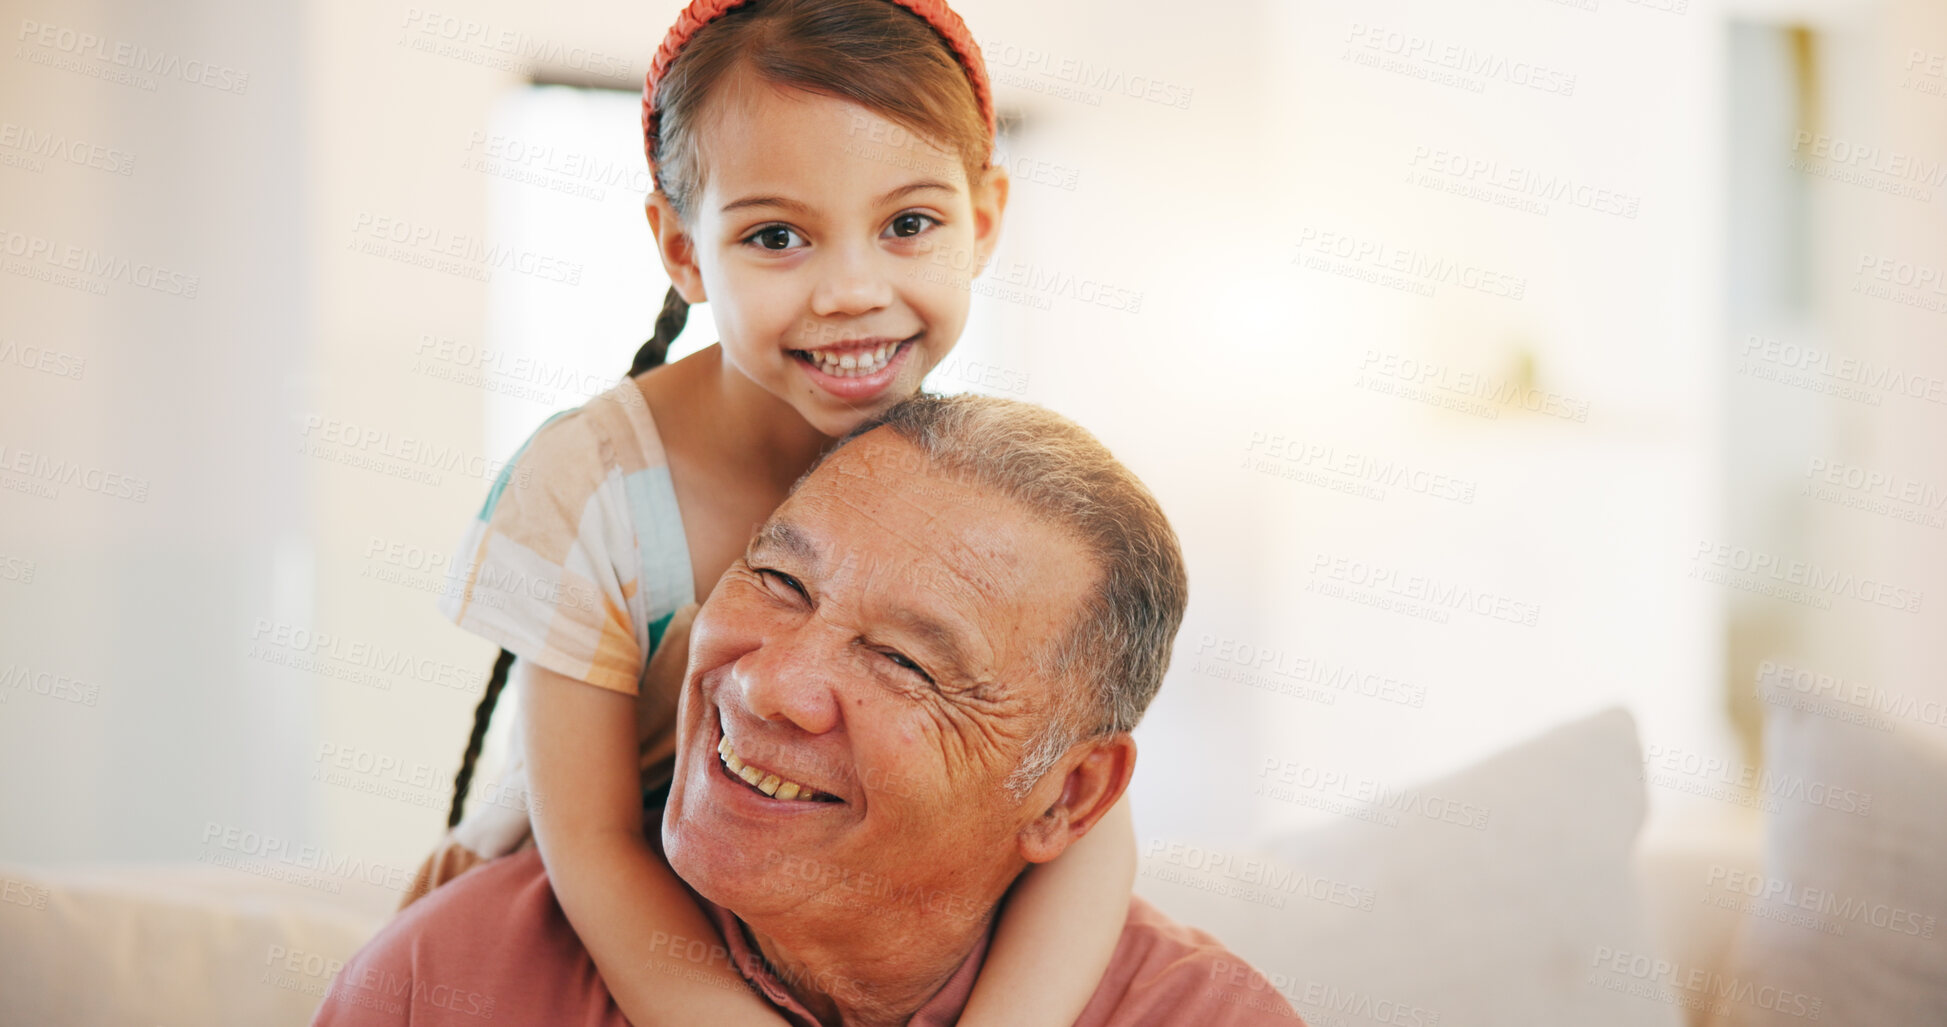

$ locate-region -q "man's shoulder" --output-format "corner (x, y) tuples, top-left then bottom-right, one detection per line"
(1074, 895), (1306, 1027)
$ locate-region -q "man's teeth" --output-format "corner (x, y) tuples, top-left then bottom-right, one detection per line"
(802, 342), (897, 378)
(718, 735), (826, 801)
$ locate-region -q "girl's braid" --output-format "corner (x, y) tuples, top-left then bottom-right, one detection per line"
(448, 287), (687, 827)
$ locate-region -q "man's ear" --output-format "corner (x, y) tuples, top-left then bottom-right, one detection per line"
(967, 163), (1010, 278)
(645, 192), (707, 304)
(1016, 733), (1135, 865)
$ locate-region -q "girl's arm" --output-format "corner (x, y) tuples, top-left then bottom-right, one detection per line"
(958, 793), (1136, 1026)
(520, 655), (790, 1026)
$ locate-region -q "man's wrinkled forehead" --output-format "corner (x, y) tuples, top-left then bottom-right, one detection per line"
(774, 432), (1022, 594)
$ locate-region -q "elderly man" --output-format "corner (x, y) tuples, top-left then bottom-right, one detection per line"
(316, 394), (1301, 1026)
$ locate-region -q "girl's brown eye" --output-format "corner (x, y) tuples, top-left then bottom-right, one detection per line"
(756, 227), (795, 250)
(890, 213), (930, 237)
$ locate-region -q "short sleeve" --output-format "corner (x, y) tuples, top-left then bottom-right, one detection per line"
(437, 402), (648, 696)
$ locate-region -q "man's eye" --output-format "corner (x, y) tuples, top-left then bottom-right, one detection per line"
(745, 225), (806, 251)
(885, 213), (937, 239)
(757, 568), (808, 599)
(880, 649), (933, 684)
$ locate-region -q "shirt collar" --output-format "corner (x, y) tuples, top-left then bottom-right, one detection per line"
(697, 895), (997, 1026)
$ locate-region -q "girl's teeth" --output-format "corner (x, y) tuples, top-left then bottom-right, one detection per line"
(806, 343), (898, 378)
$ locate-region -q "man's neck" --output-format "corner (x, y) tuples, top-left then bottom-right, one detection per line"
(733, 898), (999, 1026)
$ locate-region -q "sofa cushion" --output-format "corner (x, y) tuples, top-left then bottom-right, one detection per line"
(0, 861), (388, 1026)
(1714, 665), (1947, 1026)
(1137, 707), (1680, 1027)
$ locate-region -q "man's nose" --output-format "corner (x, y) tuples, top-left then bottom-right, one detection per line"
(730, 625), (845, 736)
(808, 243), (893, 318)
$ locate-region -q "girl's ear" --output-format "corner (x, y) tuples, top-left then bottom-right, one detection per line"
(645, 192), (708, 304)
(968, 163), (1011, 278)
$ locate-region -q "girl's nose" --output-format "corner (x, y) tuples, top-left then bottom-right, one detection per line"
(809, 246), (893, 318)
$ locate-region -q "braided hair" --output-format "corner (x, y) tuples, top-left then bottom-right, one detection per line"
(446, 285), (690, 828)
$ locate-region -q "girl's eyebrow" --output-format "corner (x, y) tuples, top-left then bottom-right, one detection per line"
(875, 179), (957, 204)
(721, 194), (809, 215)
(718, 179), (958, 216)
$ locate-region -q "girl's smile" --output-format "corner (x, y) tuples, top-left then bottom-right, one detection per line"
(788, 333), (921, 401)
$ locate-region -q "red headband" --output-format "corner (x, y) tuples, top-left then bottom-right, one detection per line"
(640, 0), (995, 186)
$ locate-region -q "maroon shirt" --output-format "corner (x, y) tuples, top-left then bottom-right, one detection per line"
(313, 846), (1302, 1026)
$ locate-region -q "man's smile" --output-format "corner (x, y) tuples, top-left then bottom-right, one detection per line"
(715, 714), (845, 804)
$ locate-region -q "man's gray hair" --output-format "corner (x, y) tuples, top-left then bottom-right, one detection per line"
(807, 393), (1189, 799)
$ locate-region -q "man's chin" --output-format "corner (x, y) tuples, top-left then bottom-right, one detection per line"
(662, 763), (800, 912)
(662, 817), (802, 918)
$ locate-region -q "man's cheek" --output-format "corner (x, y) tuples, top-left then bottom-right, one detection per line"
(926, 699), (1033, 794)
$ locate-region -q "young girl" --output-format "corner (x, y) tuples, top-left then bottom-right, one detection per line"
(414, 1), (1136, 1023)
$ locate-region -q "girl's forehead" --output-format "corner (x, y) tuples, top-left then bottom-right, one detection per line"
(692, 65), (970, 205)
